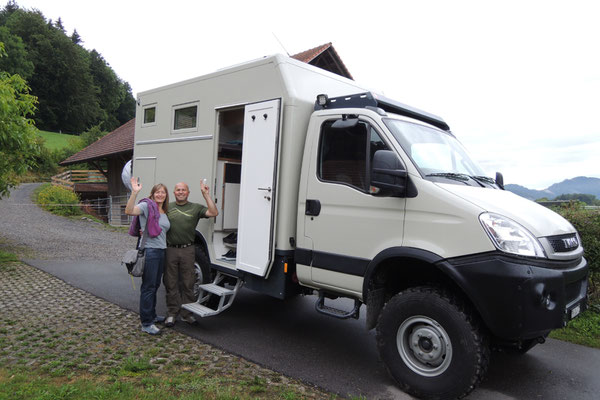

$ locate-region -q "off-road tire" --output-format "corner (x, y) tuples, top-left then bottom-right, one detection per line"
(193, 245), (211, 297)
(376, 286), (490, 400)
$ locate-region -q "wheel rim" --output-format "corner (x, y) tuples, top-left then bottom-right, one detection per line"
(396, 315), (452, 377)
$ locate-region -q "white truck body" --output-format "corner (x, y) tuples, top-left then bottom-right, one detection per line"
(131, 54), (588, 399)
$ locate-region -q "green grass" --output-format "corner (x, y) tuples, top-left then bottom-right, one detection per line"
(36, 130), (78, 150)
(549, 308), (600, 348)
(0, 367), (320, 400)
(0, 250), (18, 263)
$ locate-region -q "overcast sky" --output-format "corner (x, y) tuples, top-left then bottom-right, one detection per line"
(15, 0), (600, 189)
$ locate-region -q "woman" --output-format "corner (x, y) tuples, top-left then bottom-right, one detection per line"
(125, 177), (170, 335)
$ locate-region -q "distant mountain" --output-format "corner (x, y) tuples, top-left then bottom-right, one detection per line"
(506, 176), (600, 200)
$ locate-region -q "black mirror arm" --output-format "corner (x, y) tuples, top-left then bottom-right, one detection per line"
(372, 168), (407, 178)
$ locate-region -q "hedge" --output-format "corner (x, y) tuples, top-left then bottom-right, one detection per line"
(554, 203), (600, 301)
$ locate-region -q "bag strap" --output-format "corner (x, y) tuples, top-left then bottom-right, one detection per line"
(137, 225), (149, 250)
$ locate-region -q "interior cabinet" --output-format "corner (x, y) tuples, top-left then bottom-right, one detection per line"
(214, 160), (241, 231)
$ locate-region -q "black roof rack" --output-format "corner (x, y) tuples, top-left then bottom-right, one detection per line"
(314, 92), (450, 131)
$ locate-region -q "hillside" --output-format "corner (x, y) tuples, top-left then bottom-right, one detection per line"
(36, 130), (77, 151)
(506, 176), (600, 200)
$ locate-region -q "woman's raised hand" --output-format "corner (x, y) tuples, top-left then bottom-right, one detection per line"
(130, 177), (142, 193)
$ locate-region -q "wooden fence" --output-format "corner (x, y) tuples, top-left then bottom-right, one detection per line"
(51, 170), (106, 190)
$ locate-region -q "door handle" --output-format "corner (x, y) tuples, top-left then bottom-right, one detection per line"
(258, 187), (272, 192)
(305, 199), (321, 216)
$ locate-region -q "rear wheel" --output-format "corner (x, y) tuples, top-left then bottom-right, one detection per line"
(376, 286), (489, 400)
(193, 245), (211, 297)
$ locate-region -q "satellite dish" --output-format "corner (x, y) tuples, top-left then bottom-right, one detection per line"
(121, 160), (133, 190)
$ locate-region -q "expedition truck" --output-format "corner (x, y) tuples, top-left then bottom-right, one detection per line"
(128, 54), (588, 399)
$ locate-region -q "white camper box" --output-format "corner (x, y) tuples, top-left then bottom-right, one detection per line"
(134, 54), (364, 279)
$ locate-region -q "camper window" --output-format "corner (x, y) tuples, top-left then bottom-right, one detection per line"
(173, 102), (199, 132)
(143, 105), (156, 125)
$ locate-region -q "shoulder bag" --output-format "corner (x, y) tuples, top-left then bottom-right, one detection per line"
(122, 230), (148, 277)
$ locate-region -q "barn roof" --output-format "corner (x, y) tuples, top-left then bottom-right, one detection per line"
(291, 42), (353, 79)
(60, 119), (134, 165)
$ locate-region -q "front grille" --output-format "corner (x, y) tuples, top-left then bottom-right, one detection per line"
(547, 233), (579, 253)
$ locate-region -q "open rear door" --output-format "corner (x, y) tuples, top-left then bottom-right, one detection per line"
(236, 99), (281, 276)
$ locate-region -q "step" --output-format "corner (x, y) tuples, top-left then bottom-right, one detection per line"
(199, 283), (234, 296)
(315, 293), (361, 320)
(318, 304), (353, 317)
(182, 302), (218, 318)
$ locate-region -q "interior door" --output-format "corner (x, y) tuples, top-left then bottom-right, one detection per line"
(236, 99), (281, 276)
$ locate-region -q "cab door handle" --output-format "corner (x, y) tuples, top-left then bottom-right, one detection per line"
(305, 199), (321, 216)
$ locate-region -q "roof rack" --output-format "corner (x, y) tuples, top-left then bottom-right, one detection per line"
(314, 92), (450, 131)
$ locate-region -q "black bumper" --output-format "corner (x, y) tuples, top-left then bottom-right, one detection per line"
(440, 253), (589, 340)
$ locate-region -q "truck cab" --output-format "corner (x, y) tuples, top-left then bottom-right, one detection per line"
(294, 92), (588, 399)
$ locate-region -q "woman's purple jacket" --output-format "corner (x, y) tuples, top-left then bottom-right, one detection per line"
(128, 198), (163, 238)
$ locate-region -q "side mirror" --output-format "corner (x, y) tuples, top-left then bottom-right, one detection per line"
(495, 172), (505, 190)
(371, 150), (407, 197)
(331, 117), (359, 129)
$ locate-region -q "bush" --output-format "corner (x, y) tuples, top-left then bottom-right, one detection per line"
(554, 202), (600, 302)
(31, 137), (59, 176)
(36, 184), (81, 216)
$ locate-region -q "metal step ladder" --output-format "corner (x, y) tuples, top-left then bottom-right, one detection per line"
(182, 271), (243, 318)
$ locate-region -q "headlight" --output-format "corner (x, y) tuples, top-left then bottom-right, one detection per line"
(479, 212), (546, 258)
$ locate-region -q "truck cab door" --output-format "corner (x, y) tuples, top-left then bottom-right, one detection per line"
(236, 99), (281, 276)
(296, 115), (406, 296)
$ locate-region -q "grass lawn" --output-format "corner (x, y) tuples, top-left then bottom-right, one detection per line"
(549, 308), (600, 348)
(0, 250), (18, 263)
(36, 130), (78, 150)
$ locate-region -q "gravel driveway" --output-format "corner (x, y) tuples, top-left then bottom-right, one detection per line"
(0, 183), (136, 260)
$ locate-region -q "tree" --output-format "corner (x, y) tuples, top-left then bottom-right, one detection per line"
(0, 42), (39, 198)
(89, 49), (123, 130)
(0, 25), (33, 79)
(0, 3), (135, 133)
(70, 28), (81, 44)
(116, 82), (136, 126)
(4, 8), (101, 132)
(554, 193), (598, 205)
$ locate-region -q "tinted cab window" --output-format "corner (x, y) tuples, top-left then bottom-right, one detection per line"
(318, 119), (390, 192)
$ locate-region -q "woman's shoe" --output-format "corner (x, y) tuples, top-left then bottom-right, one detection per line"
(141, 324), (161, 335)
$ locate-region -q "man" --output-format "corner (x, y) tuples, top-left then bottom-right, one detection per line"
(164, 180), (218, 327)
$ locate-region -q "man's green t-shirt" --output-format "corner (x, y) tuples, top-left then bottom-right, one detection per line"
(166, 202), (208, 245)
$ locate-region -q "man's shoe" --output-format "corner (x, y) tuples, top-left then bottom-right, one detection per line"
(222, 249), (236, 260)
(183, 315), (197, 324)
(165, 316), (175, 327)
(141, 324), (161, 335)
(153, 315), (166, 324)
(223, 232), (237, 244)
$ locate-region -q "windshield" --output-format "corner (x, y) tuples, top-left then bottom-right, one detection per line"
(383, 118), (493, 186)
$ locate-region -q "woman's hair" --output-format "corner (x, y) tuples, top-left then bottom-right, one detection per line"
(149, 183), (169, 213)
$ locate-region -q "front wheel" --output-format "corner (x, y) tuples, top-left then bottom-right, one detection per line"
(376, 286), (489, 400)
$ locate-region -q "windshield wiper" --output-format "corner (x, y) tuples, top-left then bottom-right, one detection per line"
(470, 175), (496, 186)
(426, 172), (495, 187)
(426, 172), (470, 185)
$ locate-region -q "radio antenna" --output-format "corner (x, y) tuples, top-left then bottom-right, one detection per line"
(272, 33), (290, 56)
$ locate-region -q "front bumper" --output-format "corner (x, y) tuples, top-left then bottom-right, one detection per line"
(440, 253), (588, 340)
